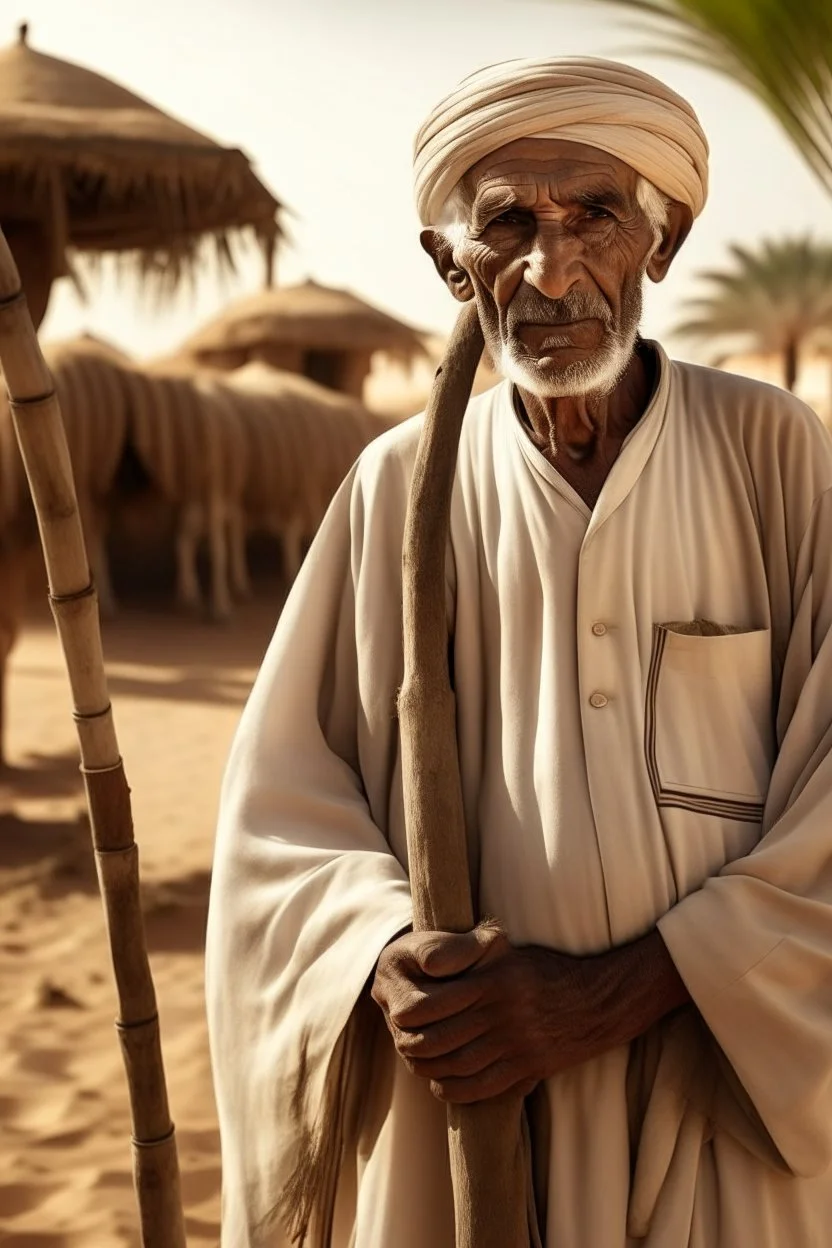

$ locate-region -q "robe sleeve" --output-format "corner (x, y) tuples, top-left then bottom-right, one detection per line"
(658, 484), (832, 1178)
(205, 452), (416, 1247)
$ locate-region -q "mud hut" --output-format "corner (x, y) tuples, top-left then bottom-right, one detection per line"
(173, 278), (427, 399)
(0, 23), (282, 327)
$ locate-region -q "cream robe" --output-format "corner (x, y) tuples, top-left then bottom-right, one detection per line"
(206, 343), (832, 1247)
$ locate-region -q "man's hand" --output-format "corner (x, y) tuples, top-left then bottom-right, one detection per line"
(370, 923), (689, 1105)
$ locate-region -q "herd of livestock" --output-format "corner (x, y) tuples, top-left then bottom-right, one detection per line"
(0, 335), (397, 764)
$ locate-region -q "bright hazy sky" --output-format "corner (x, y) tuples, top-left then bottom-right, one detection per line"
(17, 0), (832, 361)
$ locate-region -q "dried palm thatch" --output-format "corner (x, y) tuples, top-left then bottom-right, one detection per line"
(51, 329), (134, 365)
(0, 23), (282, 316)
(176, 278), (428, 370)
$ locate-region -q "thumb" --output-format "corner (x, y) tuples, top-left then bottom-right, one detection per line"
(417, 923), (504, 978)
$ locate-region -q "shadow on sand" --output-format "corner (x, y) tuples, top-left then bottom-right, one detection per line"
(103, 668), (256, 709)
(97, 599), (281, 673)
(0, 807), (98, 900)
(15, 597), (282, 711)
(142, 869), (212, 955)
(0, 806), (214, 956)
(0, 749), (83, 802)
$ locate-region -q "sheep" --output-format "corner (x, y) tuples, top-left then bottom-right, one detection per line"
(218, 361), (393, 585)
(40, 337), (133, 616)
(0, 335), (133, 765)
(119, 361), (248, 621)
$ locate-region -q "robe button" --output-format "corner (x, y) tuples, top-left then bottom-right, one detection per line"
(591, 622), (607, 636)
(589, 692), (609, 708)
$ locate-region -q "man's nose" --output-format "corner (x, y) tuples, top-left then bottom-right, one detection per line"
(524, 226), (580, 301)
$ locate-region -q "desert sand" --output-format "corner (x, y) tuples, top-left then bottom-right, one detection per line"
(0, 593), (283, 1246)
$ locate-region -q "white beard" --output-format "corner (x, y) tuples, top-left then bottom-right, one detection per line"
(498, 270), (646, 399)
(499, 315), (640, 399)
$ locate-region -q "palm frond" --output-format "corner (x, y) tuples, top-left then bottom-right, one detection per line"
(672, 236), (832, 374)
(560, 0), (832, 196)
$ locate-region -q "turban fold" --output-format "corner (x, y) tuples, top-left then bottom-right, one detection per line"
(413, 57), (709, 226)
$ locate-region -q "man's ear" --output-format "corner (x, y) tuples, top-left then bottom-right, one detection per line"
(646, 201), (693, 284)
(420, 228), (475, 302)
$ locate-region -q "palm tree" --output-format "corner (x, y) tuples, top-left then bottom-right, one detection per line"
(674, 236), (832, 390)
(563, 0), (832, 197)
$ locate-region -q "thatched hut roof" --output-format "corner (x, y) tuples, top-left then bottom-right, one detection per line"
(177, 279), (427, 362)
(42, 330), (133, 364)
(225, 358), (370, 407)
(0, 24), (282, 288)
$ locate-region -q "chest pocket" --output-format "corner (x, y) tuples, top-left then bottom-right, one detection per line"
(645, 622), (775, 823)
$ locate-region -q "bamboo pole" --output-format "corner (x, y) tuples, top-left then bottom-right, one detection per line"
(398, 300), (538, 1248)
(0, 225), (187, 1248)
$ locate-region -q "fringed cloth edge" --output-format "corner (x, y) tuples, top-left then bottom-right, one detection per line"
(257, 991), (380, 1248)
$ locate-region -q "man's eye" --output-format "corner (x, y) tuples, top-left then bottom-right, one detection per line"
(584, 206), (613, 221)
(492, 210), (530, 226)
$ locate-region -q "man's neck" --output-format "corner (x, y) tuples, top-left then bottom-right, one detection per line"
(514, 341), (657, 508)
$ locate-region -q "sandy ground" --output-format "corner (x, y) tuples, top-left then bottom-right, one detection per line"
(0, 595), (282, 1247)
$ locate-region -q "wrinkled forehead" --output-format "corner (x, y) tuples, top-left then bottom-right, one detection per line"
(454, 136), (640, 214)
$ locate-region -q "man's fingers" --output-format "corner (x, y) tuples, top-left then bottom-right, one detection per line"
(429, 1064), (537, 1106)
(405, 1034), (499, 1081)
(388, 976), (481, 1029)
(415, 923), (506, 979)
(395, 1006), (490, 1059)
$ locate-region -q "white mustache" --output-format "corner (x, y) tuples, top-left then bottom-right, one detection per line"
(507, 292), (612, 332)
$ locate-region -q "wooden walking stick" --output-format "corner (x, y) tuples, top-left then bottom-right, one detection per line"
(398, 300), (538, 1248)
(0, 225), (187, 1248)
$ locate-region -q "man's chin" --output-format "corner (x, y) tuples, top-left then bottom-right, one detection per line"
(500, 331), (638, 399)
(500, 346), (624, 400)
(502, 348), (590, 388)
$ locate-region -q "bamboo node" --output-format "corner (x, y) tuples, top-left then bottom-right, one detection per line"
(49, 582), (96, 605)
(94, 843), (135, 859)
(132, 1125), (177, 1149)
(80, 757), (124, 774)
(73, 703), (113, 723)
(115, 1011), (160, 1032)
(9, 389), (57, 409)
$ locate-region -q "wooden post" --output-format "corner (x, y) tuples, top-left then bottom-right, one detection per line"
(398, 301), (538, 1248)
(0, 225), (187, 1248)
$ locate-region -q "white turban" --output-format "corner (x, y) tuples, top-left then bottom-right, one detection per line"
(413, 57), (709, 226)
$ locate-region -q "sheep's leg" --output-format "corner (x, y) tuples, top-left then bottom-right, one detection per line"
(0, 551), (26, 770)
(207, 497), (232, 623)
(175, 501), (204, 614)
(93, 541), (118, 620)
(78, 495), (118, 619)
(228, 505), (252, 600)
(89, 517), (117, 620)
(281, 515), (305, 585)
(0, 645), (7, 771)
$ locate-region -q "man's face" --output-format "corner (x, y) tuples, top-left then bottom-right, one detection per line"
(445, 138), (664, 397)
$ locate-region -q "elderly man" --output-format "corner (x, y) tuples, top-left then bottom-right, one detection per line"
(206, 57), (832, 1247)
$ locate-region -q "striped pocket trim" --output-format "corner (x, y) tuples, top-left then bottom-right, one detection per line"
(644, 624), (765, 824)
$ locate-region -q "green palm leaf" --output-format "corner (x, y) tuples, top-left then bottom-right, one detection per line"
(559, 0), (832, 195)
